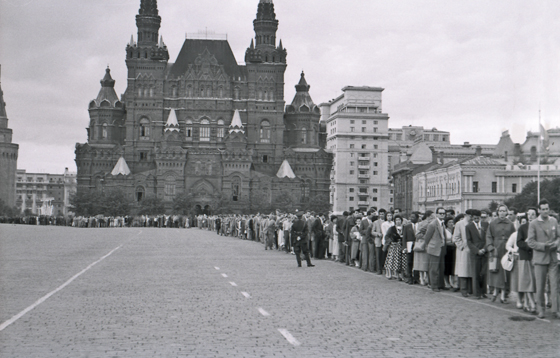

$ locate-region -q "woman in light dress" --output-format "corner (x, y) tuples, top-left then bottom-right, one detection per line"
(383, 215), (405, 280)
(330, 215), (339, 261)
(350, 217), (363, 267)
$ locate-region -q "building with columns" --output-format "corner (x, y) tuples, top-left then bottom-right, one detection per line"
(321, 86), (390, 213)
(0, 65), (19, 208)
(74, 0), (331, 214)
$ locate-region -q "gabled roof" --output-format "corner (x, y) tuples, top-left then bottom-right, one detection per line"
(165, 109), (180, 132)
(276, 159), (296, 179)
(169, 39), (246, 79)
(229, 109), (244, 134)
(111, 156), (131, 176)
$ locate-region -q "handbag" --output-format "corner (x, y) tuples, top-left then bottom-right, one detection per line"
(501, 252), (514, 272)
(413, 239), (426, 252)
(488, 256), (499, 273)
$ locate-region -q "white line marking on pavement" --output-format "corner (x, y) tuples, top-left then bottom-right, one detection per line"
(258, 307), (270, 316)
(221, 273), (228, 278)
(278, 329), (301, 346)
(0, 244), (123, 332)
(229, 282), (237, 286)
(214, 267), (220, 270)
(241, 292), (251, 298)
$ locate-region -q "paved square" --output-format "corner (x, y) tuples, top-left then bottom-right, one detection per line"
(1, 225), (558, 357)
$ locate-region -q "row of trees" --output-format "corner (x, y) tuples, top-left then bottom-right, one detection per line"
(68, 188), (331, 217)
(504, 178), (560, 213)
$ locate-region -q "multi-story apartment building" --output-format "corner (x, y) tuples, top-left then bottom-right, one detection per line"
(16, 168), (77, 216)
(321, 86), (390, 213)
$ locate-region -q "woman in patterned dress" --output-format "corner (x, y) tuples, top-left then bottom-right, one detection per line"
(384, 215), (405, 280)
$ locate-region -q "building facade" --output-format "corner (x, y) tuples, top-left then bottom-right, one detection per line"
(321, 86), (390, 213)
(75, 0), (331, 214)
(0, 66), (19, 208)
(15, 168), (77, 216)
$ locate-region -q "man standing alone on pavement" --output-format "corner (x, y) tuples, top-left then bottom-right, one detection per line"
(527, 199), (560, 319)
(291, 211), (315, 268)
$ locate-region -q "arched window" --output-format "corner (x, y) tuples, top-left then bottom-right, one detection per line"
(301, 128), (307, 144)
(172, 87), (177, 97)
(186, 119), (193, 140)
(301, 181), (311, 203)
(234, 87), (240, 100)
(144, 88), (149, 97)
(149, 88), (154, 97)
(136, 187), (145, 202)
(139, 118), (150, 139)
(206, 87), (212, 98)
(260, 120), (271, 143)
(102, 123), (108, 139)
(138, 87), (143, 97)
(200, 119), (210, 141)
(217, 119), (225, 140)
(232, 177), (241, 202)
(187, 85), (193, 97)
(218, 87), (223, 98)
(200, 86), (205, 97)
(165, 176), (176, 197)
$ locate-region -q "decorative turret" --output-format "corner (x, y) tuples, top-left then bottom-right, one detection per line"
(284, 72), (322, 148)
(229, 110), (245, 134)
(89, 67), (122, 108)
(165, 109), (180, 133)
(127, 0), (169, 61)
(245, 0), (286, 64)
(136, 0), (161, 46)
(0, 66), (6, 120)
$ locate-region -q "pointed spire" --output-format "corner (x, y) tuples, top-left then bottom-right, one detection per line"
(276, 160), (296, 179)
(228, 110), (245, 134)
(254, 0), (278, 48)
(111, 157), (131, 176)
(165, 109), (180, 133)
(129, 35), (135, 46)
(0, 65), (6, 118)
(295, 71), (310, 92)
(100, 66), (116, 88)
(278, 39), (283, 50)
(250, 39), (255, 49)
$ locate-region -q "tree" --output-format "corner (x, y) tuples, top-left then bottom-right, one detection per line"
(0, 199), (17, 217)
(173, 192), (195, 215)
(505, 178), (560, 213)
(70, 188), (132, 216)
(137, 197), (166, 215)
(488, 200), (499, 213)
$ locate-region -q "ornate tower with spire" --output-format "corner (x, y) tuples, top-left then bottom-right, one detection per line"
(0, 65), (19, 208)
(75, 0), (332, 214)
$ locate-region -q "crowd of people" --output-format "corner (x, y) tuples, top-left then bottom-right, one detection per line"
(3, 198), (559, 319)
(195, 200), (560, 320)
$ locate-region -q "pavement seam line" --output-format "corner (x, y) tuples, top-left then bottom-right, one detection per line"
(221, 273), (228, 277)
(241, 292), (251, 298)
(0, 244), (123, 332)
(229, 282), (237, 286)
(258, 307), (270, 316)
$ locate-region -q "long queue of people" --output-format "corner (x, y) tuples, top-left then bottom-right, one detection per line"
(198, 199), (560, 320)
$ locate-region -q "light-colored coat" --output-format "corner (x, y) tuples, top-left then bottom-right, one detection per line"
(424, 218), (446, 257)
(527, 216), (560, 265)
(453, 218), (472, 278)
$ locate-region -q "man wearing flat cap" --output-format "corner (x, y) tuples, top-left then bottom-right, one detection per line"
(465, 209), (487, 299)
(291, 210), (315, 267)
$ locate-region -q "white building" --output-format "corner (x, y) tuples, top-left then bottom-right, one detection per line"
(320, 86), (391, 214)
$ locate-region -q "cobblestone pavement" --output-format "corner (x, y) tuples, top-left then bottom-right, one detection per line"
(1, 225), (559, 357)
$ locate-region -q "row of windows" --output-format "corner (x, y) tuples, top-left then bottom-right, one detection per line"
(350, 161), (379, 166)
(349, 188), (379, 193)
(349, 144), (379, 149)
(349, 170), (379, 175)
(348, 197), (379, 202)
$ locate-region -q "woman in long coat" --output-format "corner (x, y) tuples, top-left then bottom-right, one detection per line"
(486, 204), (516, 303)
(453, 214), (472, 293)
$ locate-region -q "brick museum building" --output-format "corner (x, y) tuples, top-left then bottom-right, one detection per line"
(75, 0), (332, 213)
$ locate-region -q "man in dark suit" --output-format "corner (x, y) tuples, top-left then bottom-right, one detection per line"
(291, 211), (315, 268)
(424, 207), (447, 292)
(359, 210), (374, 271)
(336, 212), (348, 263)
(402, 212), (420, 284)
(465, 209), (487, 299)
(311, 214), (325, 259)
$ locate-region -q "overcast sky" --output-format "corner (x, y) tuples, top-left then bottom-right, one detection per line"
(1, 0), (558, 173)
